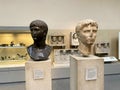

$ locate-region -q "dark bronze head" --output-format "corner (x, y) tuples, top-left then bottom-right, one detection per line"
(27, 20), (52, 61)
(29, 20), (48, 42)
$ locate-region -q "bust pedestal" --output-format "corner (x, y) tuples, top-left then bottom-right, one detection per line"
(25, 59), (52, 90)
(70, 55), (104, 90)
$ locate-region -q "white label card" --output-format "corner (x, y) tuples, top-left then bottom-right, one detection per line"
(33, 69), (44, 80)
(86, 67), (97, 80)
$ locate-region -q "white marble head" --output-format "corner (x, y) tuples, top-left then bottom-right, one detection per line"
(75, 19), (98, 57)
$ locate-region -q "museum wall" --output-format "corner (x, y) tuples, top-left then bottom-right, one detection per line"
(0, 0), (120, 30)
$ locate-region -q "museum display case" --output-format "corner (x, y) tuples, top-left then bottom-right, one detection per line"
(0, 46), (27, 65)
(54, 49), (79, 64)
(0, 29), (31, 66)
(94, 42), (110, 57)
(48, 34), (65, 49)
(70, 32), (79, 48)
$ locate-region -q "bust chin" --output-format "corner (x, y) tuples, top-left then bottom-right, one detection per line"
(78, 41), (91, 57)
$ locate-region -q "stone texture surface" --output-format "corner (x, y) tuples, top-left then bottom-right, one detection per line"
(70, 55), (104, 90)
(25, 59), (51, 90)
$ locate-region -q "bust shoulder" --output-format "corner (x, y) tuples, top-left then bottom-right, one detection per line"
(27, 44), (52, 61)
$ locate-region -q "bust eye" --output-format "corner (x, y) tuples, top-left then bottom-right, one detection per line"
(31, 28), (40, 32)
(84, 30), (90, 33)
(34, 29), (39, 31)
(93, 30), (97, 33)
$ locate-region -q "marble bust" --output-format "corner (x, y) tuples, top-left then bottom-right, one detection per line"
(75, 19), (98, 57)
(27, 20), (52, 61)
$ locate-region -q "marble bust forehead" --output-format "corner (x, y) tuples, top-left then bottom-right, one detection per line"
(75, 19), (98, 31)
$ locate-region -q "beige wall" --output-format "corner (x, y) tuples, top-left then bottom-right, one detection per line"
(0, 0), (120, 30)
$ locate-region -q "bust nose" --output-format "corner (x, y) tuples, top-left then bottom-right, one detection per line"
(89, 31), (93, 37)
(32, 30), (37, 35)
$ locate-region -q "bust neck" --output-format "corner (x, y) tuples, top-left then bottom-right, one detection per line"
(34, 40), (46, 49)
(78, 42), (91, 57)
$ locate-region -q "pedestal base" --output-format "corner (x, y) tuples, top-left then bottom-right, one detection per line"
(70, 55), (104, 90)
(25, 59), (52, 90)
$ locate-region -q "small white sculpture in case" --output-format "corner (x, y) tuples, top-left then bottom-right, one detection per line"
(94, 42), (110, 56)
(70, 32), (79, 46)
(49, 34), (65, 47)
(54, 49), (79, 64)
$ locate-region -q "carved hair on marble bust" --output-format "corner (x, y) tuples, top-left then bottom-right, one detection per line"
(27, 20), (52, 61)
(75, 19), (98, 57)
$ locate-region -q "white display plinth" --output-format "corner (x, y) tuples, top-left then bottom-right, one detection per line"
(25, 59), (52, 90)
(70, 55), (104, 90)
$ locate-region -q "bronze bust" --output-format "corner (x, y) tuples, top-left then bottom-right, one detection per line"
(27, 20), (52, 61)
(75, 19), (98, 57)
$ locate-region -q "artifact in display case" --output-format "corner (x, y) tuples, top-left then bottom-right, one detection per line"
(75, 19), (98, 57)
(94, 42), (110, 57)
(54, 49), (79, 64)
(27, 20), (52, 61)
(70, 32), (79, 47)
(0, 45), (27, 65)
(49, 34), (65, 48)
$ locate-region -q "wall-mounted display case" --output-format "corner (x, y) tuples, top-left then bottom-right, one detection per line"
(94, 42), (110, 57)
(49, 34), (65, 48)
(70, 32), (79, 47)
(0, 46), (28, 65)
(54, 49), (79, 64)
